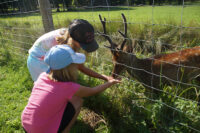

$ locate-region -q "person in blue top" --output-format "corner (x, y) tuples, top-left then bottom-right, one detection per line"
(27, 19), (113, 82)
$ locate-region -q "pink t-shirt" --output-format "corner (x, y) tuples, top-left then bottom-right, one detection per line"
(21, 72), (80, 133)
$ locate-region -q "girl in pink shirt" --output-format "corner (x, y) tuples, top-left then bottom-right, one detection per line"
(21, 45), (121, 133)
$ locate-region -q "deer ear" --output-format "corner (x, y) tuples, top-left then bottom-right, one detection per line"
(113, 51), (120, 57)
(109, 48), (118, 57)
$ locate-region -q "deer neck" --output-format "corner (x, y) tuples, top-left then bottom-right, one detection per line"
(124, 54), (139, 73)
(125, 54), (145, 80)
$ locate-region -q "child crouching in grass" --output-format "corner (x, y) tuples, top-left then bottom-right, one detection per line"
(21, 45), (121, 133)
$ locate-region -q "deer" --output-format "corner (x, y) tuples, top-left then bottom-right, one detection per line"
(98, 13), (200, 94)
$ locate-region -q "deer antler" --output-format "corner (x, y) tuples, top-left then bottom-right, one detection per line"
(98, 14), (117, 51)
(118, 13), (127, 50)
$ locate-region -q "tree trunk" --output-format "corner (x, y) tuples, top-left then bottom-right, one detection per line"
(38, 0), (55, 33)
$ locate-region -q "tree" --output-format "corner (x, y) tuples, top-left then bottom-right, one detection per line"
(148, 0), (153, 5)
(129, 0), (135, 5)
(110, 0), (126, 6)
(178, 0), (182, 5)
(168, 0), (172, 4)
(63, 0), (72, 10)
(0, 0), (8, 14)
(155, 0), (162, 5)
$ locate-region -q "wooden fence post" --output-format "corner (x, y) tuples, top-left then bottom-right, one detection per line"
(38, 0), (54, 33)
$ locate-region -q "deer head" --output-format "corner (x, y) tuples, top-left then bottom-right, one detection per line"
(98, 13), (133, 78)
(98, 14), (200, 95)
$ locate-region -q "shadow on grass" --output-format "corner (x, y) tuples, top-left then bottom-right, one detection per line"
(71, 119), (95, 133)
(64, 6), (135, 13)
(83, 89), (200, 133)
(0, 6), (135, 19)
(83, 93), (151, 133)
(0, 12), (40, 19)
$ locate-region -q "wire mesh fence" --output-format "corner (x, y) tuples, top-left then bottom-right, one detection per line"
(0, 0), (200, 132)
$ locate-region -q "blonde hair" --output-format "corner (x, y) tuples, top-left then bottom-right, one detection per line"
(56, 29), (80, 52)
(48, 64), (78, 82)
(56, 29), (70, 44)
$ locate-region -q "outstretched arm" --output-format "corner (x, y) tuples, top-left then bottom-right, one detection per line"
(74, 79), (121, 98)
(78, 64), (113, 81)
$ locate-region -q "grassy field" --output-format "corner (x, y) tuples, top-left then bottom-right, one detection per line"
(1, 6), (200, 25)
(0, 6), (200, 133)
(53, 6), (200, 26)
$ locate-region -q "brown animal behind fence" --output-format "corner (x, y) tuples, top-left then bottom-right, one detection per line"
(98, 13), (200, 94)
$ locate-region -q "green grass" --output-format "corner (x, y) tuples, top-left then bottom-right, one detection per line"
(0, 5), (200, 133)
(1, 43), (200, 132)
(60, 6), (200, 26)
(1, 6), (200, 24)
(0, 46), (32, 132)
(1, 6), (200, 55)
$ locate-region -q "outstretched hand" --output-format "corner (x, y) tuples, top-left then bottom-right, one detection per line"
(102, 74), (114, 81)
(108, 78), (121, 84)
(102, 74), (122, 82)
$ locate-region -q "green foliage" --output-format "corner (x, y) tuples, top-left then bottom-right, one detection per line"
(0, 48), (32, 132)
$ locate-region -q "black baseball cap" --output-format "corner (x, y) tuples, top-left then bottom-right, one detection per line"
(68, 19), (99, 53)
